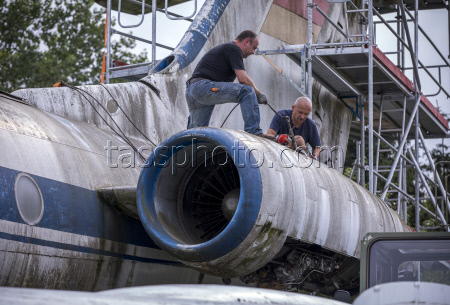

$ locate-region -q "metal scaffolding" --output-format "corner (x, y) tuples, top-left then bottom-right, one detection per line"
(257, 0), (450, 231)
(104, 0), (195, 83)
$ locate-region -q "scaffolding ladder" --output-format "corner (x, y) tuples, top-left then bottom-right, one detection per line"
(104, 0), (196, 83)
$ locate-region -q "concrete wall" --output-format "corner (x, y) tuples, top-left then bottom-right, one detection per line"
(260, 4), (322, 45)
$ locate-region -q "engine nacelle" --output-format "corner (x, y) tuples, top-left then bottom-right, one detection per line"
(137, 128), (408, 287)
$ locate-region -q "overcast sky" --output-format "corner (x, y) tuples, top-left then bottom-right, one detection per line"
(374, 9), (450, 151)
(375, 9), (450, 116)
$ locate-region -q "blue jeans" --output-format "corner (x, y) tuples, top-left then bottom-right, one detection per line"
(185, 79), (263, 135)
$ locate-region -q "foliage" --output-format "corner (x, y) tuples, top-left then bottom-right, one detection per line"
(0, 0), (147, 92)
(418, 109), (450, 230)
(421, 270), (450, 285)
(421, 109), (450, 191)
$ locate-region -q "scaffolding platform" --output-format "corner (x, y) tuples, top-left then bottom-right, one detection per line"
(376, 0), (448, 14)
(102, 0), (192, 83)
(312, 46), (448, 139)
(259, 45), (449, 139)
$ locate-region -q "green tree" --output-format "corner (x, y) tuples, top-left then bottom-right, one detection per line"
(0, 0), (147, 92)
(419, 113), (450, 229)
(423, 142), (450, 189)
(421, 109), (450, 190)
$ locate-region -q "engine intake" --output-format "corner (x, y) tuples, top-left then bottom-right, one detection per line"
(137, 128), (288, 277)
(137, 128), (408, 281)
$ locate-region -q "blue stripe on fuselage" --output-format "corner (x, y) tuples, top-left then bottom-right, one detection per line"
(0, 232), (181, 266)
(0, 166), (159, 250)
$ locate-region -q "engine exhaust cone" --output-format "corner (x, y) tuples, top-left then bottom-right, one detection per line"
(222, 188), (240, 221)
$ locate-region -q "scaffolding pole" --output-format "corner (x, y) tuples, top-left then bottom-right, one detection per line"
(106, 0), (112, 84)
(152, 0), (157, 66)
(420, 130), (450, 213)
(374, 96), (383, 192)
(361, 97), (366, 187)
(307, 0), (313, 101)
(414, 0), (420, 232)
(368, 0), (374, 193)
(380, 94), (421, 200)
(407, 148), (449, 230)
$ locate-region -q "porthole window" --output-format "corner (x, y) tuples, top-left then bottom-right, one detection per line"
(14, 173), (44, 226)
(106, 99), (119, 114)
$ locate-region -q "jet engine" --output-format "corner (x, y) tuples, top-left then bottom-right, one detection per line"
(137, 128), (409, 292)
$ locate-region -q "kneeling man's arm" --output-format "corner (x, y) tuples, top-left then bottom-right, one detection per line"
(235, 69), (259, 94)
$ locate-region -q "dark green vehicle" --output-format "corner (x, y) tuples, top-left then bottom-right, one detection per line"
(354, 232), (450, 304)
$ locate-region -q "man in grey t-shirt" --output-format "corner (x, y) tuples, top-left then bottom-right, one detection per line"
(185, 30), (269, 136)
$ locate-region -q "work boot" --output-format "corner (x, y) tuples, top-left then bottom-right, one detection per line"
(256, 133), (276, 141)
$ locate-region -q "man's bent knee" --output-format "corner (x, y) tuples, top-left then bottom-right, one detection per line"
(240, 84), (255, 96)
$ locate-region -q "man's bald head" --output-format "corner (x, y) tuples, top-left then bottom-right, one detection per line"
(291, 97), (312, 127)
(294, 97), (312, 110)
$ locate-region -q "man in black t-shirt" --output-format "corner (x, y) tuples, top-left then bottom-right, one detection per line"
(267, 97), (321, 159)
(185, 30), (269, 136)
